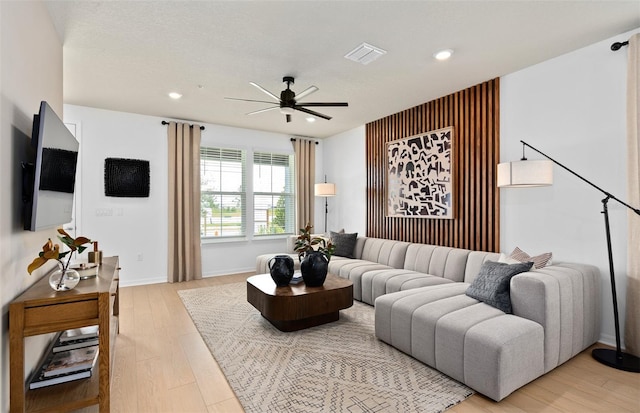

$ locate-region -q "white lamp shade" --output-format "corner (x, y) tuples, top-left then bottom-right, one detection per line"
(497, 160), (553, 187)
(315, 182), (336, 196)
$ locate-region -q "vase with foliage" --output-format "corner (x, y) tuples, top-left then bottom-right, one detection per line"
(294, 223), (335, 287)
(28, 228), (92, 291)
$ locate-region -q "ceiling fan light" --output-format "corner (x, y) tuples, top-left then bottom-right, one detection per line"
(306, 117), (316, 123)
(168, 92), (183, 99)
(280, 107), (294, 115)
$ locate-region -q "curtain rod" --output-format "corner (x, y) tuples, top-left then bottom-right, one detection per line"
(611, 41), (629, 51)
(161, 120), (205, 130)
(290, 138), (319, 145)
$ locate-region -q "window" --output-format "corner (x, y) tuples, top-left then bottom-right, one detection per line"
(200, 147), (295, 239)
(253, 152), (295, 235)
(200, 147), (246, 238)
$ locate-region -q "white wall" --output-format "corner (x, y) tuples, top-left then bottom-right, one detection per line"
(63, 105), (324, 285)
(324, 30), (639, 347)
(500, 27), (640, 347)
(0, 2), (63, 411)
(63, 106), (170, 285)
(322, 126), (367, 236)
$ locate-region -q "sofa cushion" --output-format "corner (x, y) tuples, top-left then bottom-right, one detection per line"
(330, 231), (358, 258)
(463, 251), (501, 283)
(463, 315), (545, 401)
(360, 269), (414, 305)
(380, 272), (453, 298)
(374, 283), (471, 354)
(329, 259), (392, 301)
(360, 238), (410, 268)
(465, 261), (533, 313)
(403, 244), (471, 282)
(434, 303), (505, 382)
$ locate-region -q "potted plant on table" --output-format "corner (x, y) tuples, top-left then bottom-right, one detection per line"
(294, 223), (335, 287)
(27, 228), (92, 291)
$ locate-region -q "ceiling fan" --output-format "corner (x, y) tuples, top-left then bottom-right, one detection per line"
(225, 76), (348, 123)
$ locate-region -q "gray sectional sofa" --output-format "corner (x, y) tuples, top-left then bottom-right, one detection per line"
(255, 235), (601, 402)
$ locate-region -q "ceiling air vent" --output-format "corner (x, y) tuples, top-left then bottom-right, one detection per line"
(344, 42), (387, 65)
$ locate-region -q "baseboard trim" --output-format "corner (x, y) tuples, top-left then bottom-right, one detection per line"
(203, 267), (255, 278)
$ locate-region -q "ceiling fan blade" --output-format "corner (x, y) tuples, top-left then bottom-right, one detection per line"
(286, 114), (292, 123)
(295, 102), (348, 107)
(250, 82), (281, 102)
(247, 106), (279, 116)
(294, 86), (318, 101)
(294, 106), (332, 120)
(225, 97), (278, 104)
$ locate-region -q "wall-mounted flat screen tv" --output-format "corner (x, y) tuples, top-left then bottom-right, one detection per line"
(23, 101), (79, 231)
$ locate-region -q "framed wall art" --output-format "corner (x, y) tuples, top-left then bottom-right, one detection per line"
(104, 157), (150, 197)
(386, 127), (454, 219)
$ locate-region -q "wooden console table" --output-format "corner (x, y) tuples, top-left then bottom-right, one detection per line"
(9, 256), (120, 413)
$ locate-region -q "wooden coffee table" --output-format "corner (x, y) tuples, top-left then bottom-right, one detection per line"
(246, 273), (353, 332)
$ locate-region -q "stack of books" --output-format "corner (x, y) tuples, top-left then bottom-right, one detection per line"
(29, 326), (99, 389)
(69, 262), (98, 279)
(290, 271), (303, 284)
(52, 326), (99, 353)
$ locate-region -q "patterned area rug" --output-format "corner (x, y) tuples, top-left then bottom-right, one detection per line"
(178, 282), (473, 413)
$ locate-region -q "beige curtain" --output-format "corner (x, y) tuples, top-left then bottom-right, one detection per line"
(625, 33), (640, 356)
(167, 122), (202, 283)
(292, 138), (315, 231)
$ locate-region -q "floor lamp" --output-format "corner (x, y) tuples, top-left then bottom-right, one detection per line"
(315, 175), (336, 233)
(498, 140), (640, 373)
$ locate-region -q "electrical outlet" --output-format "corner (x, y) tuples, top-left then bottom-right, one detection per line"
(96, 208), (113, 217)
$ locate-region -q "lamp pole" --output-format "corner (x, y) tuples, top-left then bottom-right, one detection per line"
(520, 140), (640, 372)
(323, 195), (329, 233)
(314, 175), (336, 234)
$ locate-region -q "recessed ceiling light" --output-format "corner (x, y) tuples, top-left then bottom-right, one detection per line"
(168, 92), (182, 99)
(433, 49), (454, 61)
(306, 117), (316, 123)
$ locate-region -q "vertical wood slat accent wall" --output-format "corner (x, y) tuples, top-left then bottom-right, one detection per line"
(366, 78), (500, 252)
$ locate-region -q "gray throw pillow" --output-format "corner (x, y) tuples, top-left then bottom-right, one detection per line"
(330, 231), (358, 258)
(465, 260), (533, 313)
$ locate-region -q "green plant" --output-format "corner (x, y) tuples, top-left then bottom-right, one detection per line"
(294, 223), (335, 260)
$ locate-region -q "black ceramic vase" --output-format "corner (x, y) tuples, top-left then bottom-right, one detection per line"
(300, 251), (329, 287)
(268, 255), (294, 286)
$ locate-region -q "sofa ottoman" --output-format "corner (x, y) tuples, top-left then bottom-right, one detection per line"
(375, 285), (545, 401)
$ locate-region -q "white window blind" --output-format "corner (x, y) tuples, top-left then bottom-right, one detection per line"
(253, 152), (295, 235)
(200, 147), (246, 238)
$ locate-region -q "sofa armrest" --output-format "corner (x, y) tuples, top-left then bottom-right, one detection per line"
(256, 253), (300, 274)
(510, 263), (600, 373)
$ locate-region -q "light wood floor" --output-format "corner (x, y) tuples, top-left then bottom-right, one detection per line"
(105, 273), (639, 413)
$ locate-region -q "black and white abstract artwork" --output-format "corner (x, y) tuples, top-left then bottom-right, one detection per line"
(387, 127), (453, 219)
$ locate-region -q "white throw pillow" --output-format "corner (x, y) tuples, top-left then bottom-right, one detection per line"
(498, 253), (521, 265)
